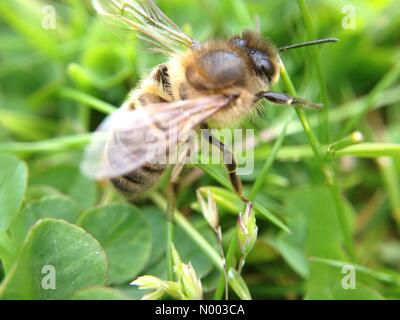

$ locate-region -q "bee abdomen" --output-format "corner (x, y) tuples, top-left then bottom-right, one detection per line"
(111, 164), (166, 200)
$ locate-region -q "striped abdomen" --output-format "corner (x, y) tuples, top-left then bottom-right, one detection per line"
(111, 163), (167, 201)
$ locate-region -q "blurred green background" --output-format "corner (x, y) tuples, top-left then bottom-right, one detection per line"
(0, 0), (400, 300)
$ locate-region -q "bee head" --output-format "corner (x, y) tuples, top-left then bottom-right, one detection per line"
(230, 31), (280, 84)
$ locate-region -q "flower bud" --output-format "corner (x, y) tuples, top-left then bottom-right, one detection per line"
(130, 275), (164, 290)
(131, 275), (183, 300)
(181, 262), (203, 300)
(141, 289), (164, 300)
(197, 189), (219, 230)
(228, 268), (252, 300)
(171, 243), (183, 279)
(237, 202), (258, 256)
(162, 281), (184, 300)
(171, 243), (203, 299)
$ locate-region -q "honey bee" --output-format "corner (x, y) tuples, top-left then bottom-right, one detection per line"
(81, 0), (337, 213)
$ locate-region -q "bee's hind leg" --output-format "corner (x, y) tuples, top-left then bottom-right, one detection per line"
(166, 143), (192, 220)
(257, 91), (323, 109)
(166, 164), (184, 221)
(201, 124), (250, 204)
(165, 148), (192, 280)
(165, 161), (187, 281)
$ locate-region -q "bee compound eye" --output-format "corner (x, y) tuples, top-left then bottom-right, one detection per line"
(259, 58), (276, 80)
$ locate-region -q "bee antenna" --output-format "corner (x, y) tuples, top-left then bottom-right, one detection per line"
(278, 38), (339, 53)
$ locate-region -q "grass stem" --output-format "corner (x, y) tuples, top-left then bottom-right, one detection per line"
(150, 193), (223, 270)
(297, 0), (331, 143)
(342, 61), (400, 135)
(279, 57), (356, 260)
(249, 113), (293, 201)
(166, 221), (174, 281)
(214, 235), (237, 300)
(59, 87), (117, 115)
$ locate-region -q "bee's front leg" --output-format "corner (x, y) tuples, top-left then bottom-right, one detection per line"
(257, 91), (323, 109)
(201, 124), (249, 204)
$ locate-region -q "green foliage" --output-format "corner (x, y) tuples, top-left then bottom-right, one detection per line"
(71, 286), (131, 300)
(11, 195), (80, 245)
(0, 0), (400, 300)
(77, 204), (152, 284)
(0, 219), (108, 299)
(144, 207), (219, 280)
(0, 155), (27, 231)
(30, 165), (98, 210)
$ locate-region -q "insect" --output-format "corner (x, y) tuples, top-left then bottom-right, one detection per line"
(81, 0), (337, 215)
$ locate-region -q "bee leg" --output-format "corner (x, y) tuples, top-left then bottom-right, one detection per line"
(201, 125), (249, 204)
(166, 164), (183, 222)
(257, 91), (323, 109)
(166, 143), (192, 220)
(165, 161), (187, 281)
(165, 142), (191, 280)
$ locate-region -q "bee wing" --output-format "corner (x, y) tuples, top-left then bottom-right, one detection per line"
(92, 0), (199, 54)
(81, 95), (231, 179)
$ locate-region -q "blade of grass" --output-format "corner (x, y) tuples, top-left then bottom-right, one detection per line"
(59, 87), (117, 115)
(255, 142), (400, 161)
(249, 113), (293, 200)
(0, 109), (57, 140)
(279, 59), (323, 161)
(0, 0), (60, 59)
(279, 58), (356, 260)
(150, 193), (222, 269)
(297, 0), (331, 143)
(230, 0), (254, 28)
(342, 61), (400, 135)
(0, 231), (16, 274)
(1, 133), (397, 161)
(327, 132), (364, 154)
(166, 220), (174, 281)
(149, 193), (252, 299)
(310, 257), (400, 285)
(2, 133), (398, 161)
(214, 235), (237, 300)
(336, 143), (400, 158)
(197, 186), (290, 233)
(194, 164), (232, 190)
(377, 157), (400, 224)
(0, 134), (92, 155)
(260, 84), (400, 143)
